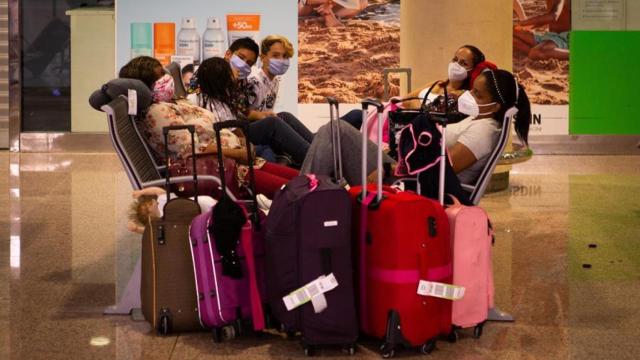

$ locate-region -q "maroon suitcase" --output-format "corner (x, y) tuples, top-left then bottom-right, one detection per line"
(264, 98), (358, 356)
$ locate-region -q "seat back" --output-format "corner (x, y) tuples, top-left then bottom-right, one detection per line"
(464, 107), (517, 205)
(166, 62), (187, 99)
(102, 97), (161, 190)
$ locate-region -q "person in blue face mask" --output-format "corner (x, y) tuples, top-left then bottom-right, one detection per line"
(246, 35), (293, 117)
(245, 35), (306, 163)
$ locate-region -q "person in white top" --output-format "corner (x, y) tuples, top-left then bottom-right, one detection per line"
(448, 68), (531, 185)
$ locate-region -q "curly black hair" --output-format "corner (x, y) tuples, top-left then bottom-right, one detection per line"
(195, 57), (239, 115)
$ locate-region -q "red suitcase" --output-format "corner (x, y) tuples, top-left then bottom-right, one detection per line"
(350, 99), (453, 357)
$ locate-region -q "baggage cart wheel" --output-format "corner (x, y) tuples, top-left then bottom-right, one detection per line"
(420, 340), (436, 355)
(158, 315), (170, 336)
(380, 344), (395, 358)
(447, 330), (459, 343)
(474, 323), (484, 339)
(212, 327), (223, 343)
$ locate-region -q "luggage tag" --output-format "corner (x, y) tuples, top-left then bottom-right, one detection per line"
(128, 89), (137, 116)
(417, 280), (465, 301)
(283, 273), (338, 313)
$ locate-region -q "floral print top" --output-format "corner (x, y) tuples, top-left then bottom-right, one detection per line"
(141, 99), (241, 163)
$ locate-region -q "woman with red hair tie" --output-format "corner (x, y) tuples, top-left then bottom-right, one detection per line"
(404, 45), (497, 109)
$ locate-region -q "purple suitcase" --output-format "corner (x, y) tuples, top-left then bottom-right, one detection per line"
(264, 98), (358, 356)
(188, 120), (267, 342)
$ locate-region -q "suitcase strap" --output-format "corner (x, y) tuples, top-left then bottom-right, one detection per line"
(240, 224), (265, 331)
(369, 264), (452, 284)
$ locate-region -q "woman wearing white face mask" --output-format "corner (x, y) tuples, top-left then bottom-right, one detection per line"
(395, 68), (531, 204)
(446, 69), (531, 184)
(404, 45), (496, 109)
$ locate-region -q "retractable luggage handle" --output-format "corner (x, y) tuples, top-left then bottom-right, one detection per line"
(406, 81), (452, 205)
(326, 97), (345, 185)
(162, 125), (199, 207)
(213, 120), (260, 229)
(360, 99), (385, 206)
(383, 68), (412, 102)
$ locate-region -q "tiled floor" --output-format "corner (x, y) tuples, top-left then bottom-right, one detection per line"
(1, 152), (639, 359)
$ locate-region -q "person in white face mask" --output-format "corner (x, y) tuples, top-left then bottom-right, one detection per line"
(404, 45), (496, 109)
(445, 69), (531, 184)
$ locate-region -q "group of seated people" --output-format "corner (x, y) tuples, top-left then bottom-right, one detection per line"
(108, 35), (531, 233)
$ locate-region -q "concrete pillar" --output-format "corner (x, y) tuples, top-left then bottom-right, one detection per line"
(400, 0), (513, 91)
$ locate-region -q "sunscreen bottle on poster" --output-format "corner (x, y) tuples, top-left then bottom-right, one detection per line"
(130, 23), (152, 58)
(202, 17), (226, 60)
(154, 22), (176, 66)
(177, 17), (201, 64)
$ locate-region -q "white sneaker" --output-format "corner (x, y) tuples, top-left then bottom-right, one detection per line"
(256, 194), (273, 214)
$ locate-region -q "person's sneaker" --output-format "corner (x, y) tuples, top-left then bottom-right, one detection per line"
(256, 194), (273, 213)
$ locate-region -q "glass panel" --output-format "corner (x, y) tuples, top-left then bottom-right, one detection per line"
(21, 0), (73, 132)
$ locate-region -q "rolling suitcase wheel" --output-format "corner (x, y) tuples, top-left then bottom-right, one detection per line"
(473, 323), (484, 339)
(303, 344), (316, 357)
(158, 315), (170, 336)
(447, 329), (459, 343)
(344, 344), (356, 356)
(420, 340), (436, 355)
(212, 327), (223, 343)
(380, 343), (395, 358)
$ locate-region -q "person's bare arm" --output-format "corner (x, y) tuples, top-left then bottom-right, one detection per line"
(247, 110), (275, 121)
(517, 0), (565, 28)
(513, 0), (527, 21)
(132, 187), (164, 198)
(449, 142), (478, 174)
(403, 81), (441, 109)
(202, 143), (254, 165)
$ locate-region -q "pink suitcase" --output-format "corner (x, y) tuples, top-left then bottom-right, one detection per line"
(446, 197), (495, 338)
(188, 120), (267, 342)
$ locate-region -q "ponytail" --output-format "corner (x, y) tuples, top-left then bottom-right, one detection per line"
(484, 69), (531, 146)
(514, 83), (531, 145)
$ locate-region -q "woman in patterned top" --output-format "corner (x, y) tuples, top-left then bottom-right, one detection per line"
(118, 56), (298, 198)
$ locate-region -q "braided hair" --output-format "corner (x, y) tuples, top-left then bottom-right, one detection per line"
(483, 69), (531, 145)
(194, 57), (239, 116)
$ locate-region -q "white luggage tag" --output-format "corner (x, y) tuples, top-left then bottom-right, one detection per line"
(128, 89), (137, 116)
(283, 273), (339, 313)
(417, 280), (465, 301)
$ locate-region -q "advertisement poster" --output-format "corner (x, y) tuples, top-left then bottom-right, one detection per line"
(298, 0), (401, 104)
(513, 0), (571, 135)
(116, 0), (297, 113)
